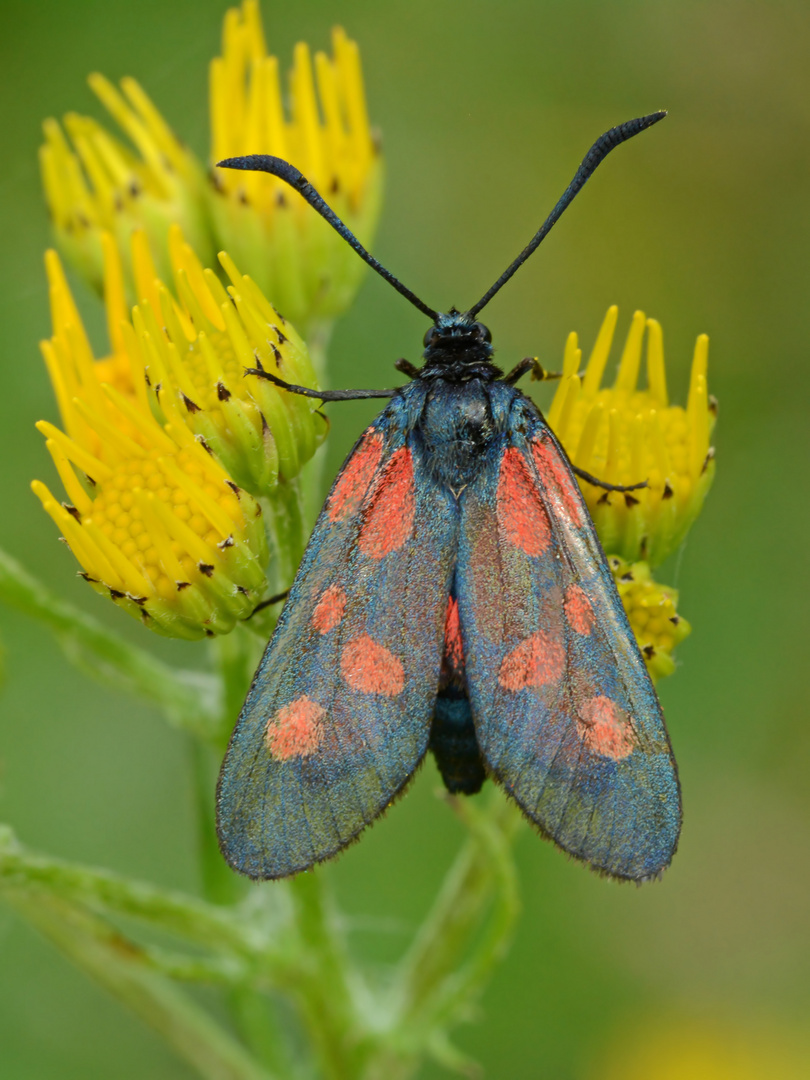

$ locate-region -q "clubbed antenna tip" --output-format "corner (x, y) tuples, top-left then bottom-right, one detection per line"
(467, 111), (668, 318)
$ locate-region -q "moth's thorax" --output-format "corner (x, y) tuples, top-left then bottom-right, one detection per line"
(420, 309), (499, 383)
(417, 378), (496, 489)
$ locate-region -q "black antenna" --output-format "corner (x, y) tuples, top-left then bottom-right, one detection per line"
(215, 155), (439, 321)
(467, 111), (667, 318)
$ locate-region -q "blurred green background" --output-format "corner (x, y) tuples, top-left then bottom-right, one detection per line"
(1, 0), (809, 1077)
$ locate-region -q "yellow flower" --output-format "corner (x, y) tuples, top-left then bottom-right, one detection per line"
(32, 250), (268, 640)
(209, 0), (382, 335)
(116, 225), (327, 495)
(609, 557), (691, 682)
(39, 0), (380, 339)
(548, 306), (716, 566)
(40, 75), (212, 298)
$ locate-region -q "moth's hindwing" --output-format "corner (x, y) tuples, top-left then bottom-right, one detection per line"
(217, 399), (459, 879)
(456, 391), (681, 881)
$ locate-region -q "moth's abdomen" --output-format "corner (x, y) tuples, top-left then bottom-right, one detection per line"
(430, 588), (486, 795)
(430, 692), (486, 795)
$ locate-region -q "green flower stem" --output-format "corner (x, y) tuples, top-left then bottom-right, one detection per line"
(300, 334), (332, 531)
(416, 797), (522, 1039)
(0, 548), (221, 743)
(299, 442), (330, 533)
(228, 986), (301, 1080)
(214, 624), (264, 739)
(305, 324), (333, 386)
(189, 738), (245, 906)
(264, 481), (307, 595)
(393, 793), (522, 1040)
(0, 886), (275, 1080)
(194, 626), (265, 905)
(288, 872), (368, 1080)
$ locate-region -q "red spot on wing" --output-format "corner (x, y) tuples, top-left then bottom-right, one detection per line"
(497, 447), (551, 556)
(577, 695), (635, 760)
(266, 696), (325, 760)
(341, 635), (404, 696)
(498, 631), (565, 691)
(327, 429), (384, 522)
(564, 584), (594, 635)
(358, 447), (415, 558)
(311, 584), (346, 634)
(531, 437), (583, 526)
(441, 596), (465, 684)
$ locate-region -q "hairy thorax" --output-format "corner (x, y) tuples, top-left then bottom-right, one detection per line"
(416, 379), (498, 491)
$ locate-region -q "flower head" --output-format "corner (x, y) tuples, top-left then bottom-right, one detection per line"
(609, 557), (691, 682)
(40, 75), (212, 298)
(548, 306), (716, 566)
(32, 249), (269, 640)
(209, 0), (382, 333)
(115, 225), (327, 495)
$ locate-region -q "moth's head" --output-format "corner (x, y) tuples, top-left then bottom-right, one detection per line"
(421, 309), (493, 365)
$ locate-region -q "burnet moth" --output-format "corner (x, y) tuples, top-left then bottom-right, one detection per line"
(216, 111), (681, 883)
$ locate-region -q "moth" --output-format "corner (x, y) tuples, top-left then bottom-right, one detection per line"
(216, 111), (681, 882)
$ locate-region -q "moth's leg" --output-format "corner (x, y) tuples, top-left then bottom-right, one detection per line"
(502, 357), (566, 386)
(572, 465), (648, 493)
(394, 358), (422, 379)
(245, 366), (398, 401)
(249, 588), (291, 618)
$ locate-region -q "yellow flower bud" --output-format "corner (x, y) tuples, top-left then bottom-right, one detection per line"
(40, 75), (213, 298)
(548, 306), (716, 566)
(118, 226), (327, 496)
(32, 250), (268, 640)
(208, 1), (382, 334)
(609, 556), (691, 682)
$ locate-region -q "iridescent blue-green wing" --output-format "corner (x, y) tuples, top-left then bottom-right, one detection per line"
(456, 388), (681, 881)
(217, 401), (458, 879)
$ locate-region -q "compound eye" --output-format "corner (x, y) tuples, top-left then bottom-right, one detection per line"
(475, 322), (492, 344)
(423, 326), (439, 348)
